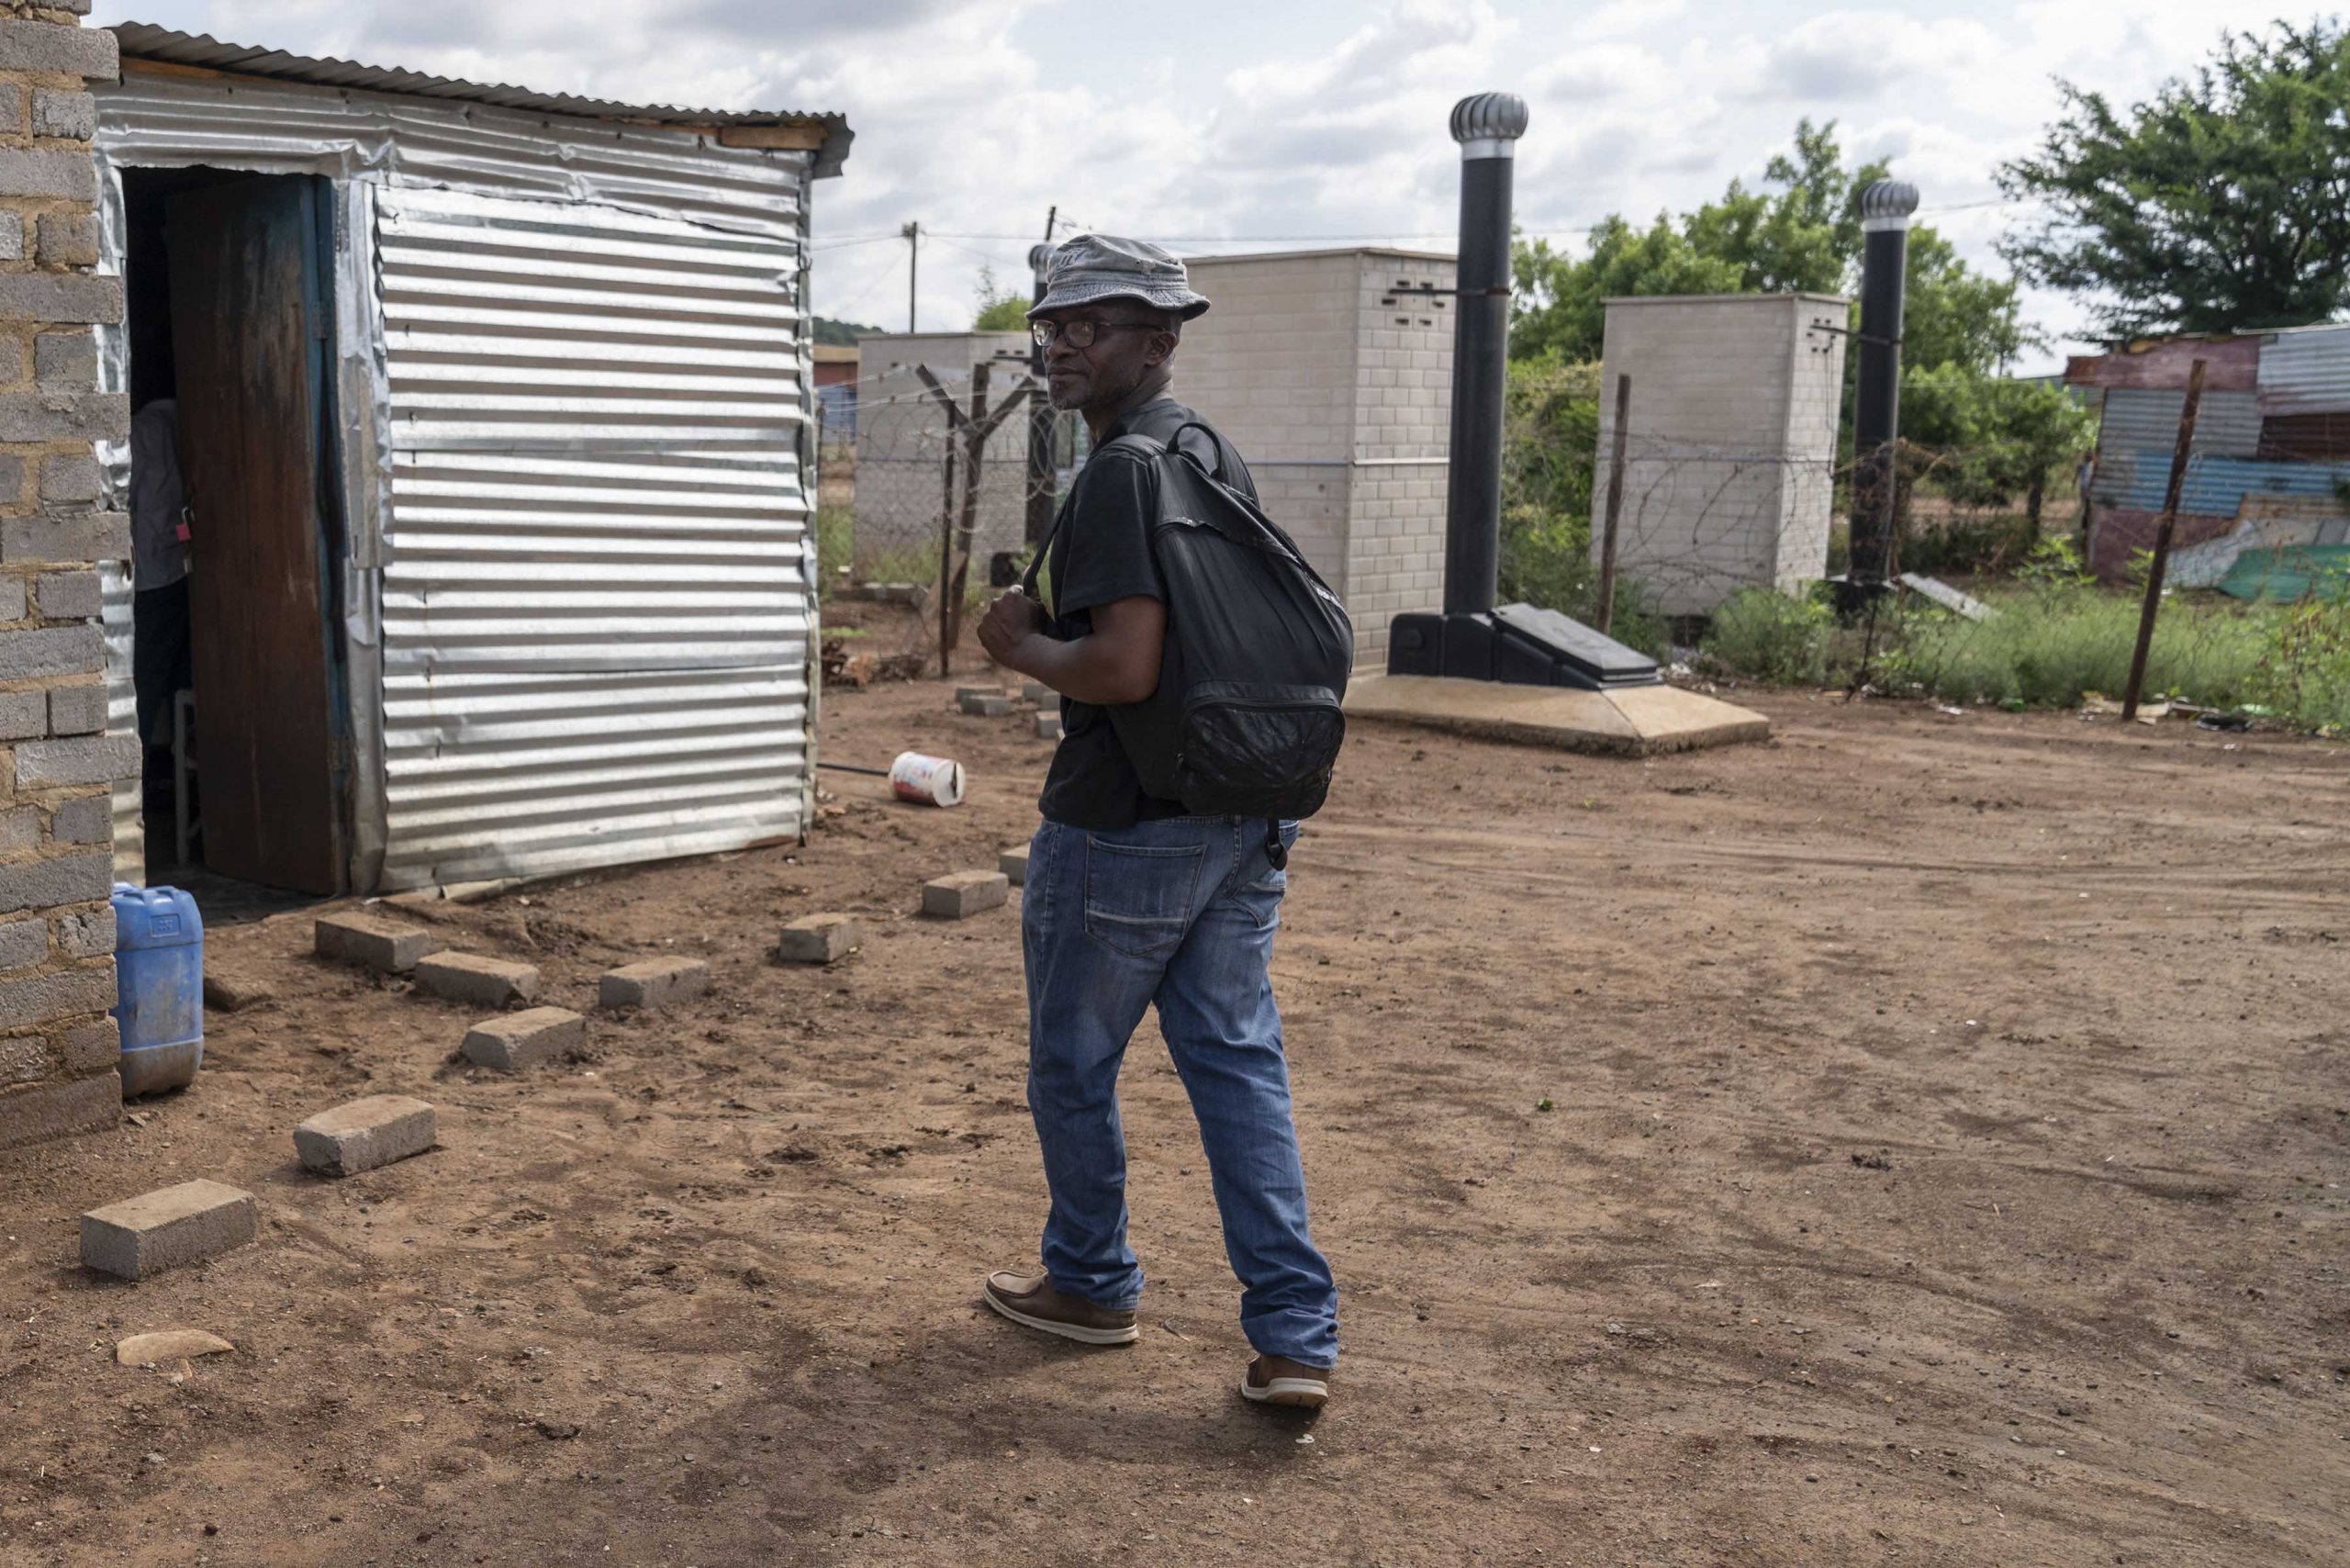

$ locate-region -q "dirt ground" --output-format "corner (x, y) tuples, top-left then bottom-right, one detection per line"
(4, 678), (2346, 1567)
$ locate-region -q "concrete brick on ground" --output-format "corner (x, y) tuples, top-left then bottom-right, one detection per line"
(1035, 712), (1063, 741)
(0, 1069), (116, 1151)
(81, 1178), (256, 1280)
(414, 951), (541, 1008)
(461, 1006), (584, 1071)
(958, 691), (1011, 717)
(314, 911), (439, 975)
(599, 957), (710, 1012)
(295, 1094), (437, 1176)
(1021, 681), (1051, 704)
(201, 971), (272, 1013)
(923, 870), (1009, 919)
(778, 913), (858, 965)
(1000, 846), (1030, 887)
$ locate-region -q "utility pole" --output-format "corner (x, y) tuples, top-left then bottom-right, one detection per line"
(901, 220), (918, 332)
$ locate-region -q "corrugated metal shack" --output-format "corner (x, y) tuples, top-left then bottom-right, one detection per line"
(91, 25), (850, 895)
(2066, 326), (2350, 588)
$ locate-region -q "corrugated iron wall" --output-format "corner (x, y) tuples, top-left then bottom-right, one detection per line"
(95, 68), (806, 242)
(373, 185), (808, 888)
(2255, 325), (2350, 415)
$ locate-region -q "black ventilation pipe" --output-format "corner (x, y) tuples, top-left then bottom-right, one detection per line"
(1382, 91), (1660, 691)
(1440, 90), (1528, 617)
(1845, 179), (1918, 593)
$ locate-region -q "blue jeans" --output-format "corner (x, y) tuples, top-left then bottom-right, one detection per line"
(1022, 814), (1338, 1368)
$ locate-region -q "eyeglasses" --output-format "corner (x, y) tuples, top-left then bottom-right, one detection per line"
(1030, 319), (1167, 349)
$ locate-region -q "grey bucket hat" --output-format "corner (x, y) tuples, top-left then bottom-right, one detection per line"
(1027, 233), (1211, 322)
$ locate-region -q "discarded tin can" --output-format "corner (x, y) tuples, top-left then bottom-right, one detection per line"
(888, 751), (965, 808)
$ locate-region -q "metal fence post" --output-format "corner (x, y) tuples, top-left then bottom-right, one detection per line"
(1596, 371), (1630, 635)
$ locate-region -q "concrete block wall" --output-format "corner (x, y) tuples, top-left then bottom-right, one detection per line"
(1344, 252), (1453, 656)
(849, 331), (1034, 576)
(1593, 294), (1848, 617)
(1180, 249), (1457, 663)
(0, 2), (129, 1153)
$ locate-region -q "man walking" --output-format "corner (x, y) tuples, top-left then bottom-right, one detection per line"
(974, 235), (1337, 1410)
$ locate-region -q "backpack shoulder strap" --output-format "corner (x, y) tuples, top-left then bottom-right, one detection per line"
(1017, 432), (1169, 597)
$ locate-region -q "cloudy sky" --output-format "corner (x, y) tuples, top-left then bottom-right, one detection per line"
(93, 1), (2267, 371)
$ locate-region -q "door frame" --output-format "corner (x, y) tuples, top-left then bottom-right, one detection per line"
(100, 161), (391, 893)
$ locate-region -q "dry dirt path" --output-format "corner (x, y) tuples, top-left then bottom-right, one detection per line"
(3, 679), (2344, 1566)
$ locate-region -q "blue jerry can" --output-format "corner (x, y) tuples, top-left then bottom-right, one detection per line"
(111, 883), (204, 1097)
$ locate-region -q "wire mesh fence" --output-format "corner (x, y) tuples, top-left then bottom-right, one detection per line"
(814, 355), (1079, 683)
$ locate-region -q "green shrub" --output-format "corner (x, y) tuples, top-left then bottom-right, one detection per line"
(2251, 583), (2350, 731)
(1705, 587), (1835, 684)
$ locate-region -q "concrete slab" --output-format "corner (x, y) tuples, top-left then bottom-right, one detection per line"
(599, 958), (711, 1012)
(778, 913), (859, 965)
(1342, 674), (1768, 757)
(413, 951), (541, 1009)
(81, 1179), (256, 1279)
(999, 845), (1030, 887)
(959, 692), (1012, 717)
(295, 1094), (438, 1176)
(1035, 712), (1063, 741)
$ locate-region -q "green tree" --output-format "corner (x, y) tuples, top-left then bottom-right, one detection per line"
(1998, 21), (2350, 335)
(1511, 118), (2027, 376)
(971, 263), (1030, 330)
(811, 315), (884, 346)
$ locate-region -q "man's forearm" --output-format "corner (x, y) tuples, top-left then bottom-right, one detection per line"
(1006, 631), (1157, 706)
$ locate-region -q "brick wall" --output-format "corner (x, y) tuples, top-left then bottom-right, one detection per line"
(0, 2), (129, 1153)
(1345, 253), (1452, 658)
(1178, 250), (1456, 662)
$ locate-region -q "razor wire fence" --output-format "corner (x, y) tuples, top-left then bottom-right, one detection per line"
(813, 355), (1080, 682)
(1503, 360), (2340, 728)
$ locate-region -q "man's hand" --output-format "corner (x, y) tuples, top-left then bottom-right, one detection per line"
(977, 586), (1049, 672)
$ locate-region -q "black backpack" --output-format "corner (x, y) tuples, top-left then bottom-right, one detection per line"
(1024, 424), (1354, 867)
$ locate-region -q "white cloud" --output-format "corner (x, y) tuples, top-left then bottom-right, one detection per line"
(89, 0), (2244, 363)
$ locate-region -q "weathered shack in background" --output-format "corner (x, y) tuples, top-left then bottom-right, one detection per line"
(2067, 326), (2350, 591)
(89, 26), (848, 898)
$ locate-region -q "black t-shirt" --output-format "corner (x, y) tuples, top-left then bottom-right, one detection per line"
(1035, 397), (1258, 831)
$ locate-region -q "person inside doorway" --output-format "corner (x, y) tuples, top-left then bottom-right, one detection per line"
(129, 392), (193, 835)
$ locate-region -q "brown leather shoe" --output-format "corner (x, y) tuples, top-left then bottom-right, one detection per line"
(982, 1270), (1139, 1346)
(1241, 1354), (1331, 1410)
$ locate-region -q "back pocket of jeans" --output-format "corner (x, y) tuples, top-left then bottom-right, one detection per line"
(1083, 838), (1204, 960)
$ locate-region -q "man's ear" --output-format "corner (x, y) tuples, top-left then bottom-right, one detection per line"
(1144, 329), (1179, 367)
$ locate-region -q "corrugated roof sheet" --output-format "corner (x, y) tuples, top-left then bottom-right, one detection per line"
(110, 22), (852, 177)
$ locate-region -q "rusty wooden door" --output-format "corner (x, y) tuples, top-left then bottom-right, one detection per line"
(165, 176), (342, 893)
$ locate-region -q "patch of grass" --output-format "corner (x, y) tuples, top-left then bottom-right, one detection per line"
(1886, 585), (2271, 711)
(1703, 587), (1835, 685)
(815, 504), (854, 599)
